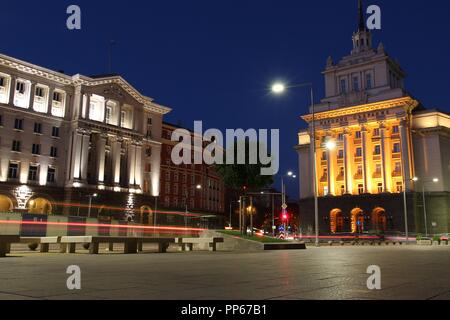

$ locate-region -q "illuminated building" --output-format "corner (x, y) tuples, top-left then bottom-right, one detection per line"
(0, 52), (171, 222)
(159, 122), (225, 216)
(296, 2), (450, 234)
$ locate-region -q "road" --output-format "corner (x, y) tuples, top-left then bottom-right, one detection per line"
(0, 246), (449, 300)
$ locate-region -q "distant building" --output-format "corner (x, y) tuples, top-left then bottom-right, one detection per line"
(296, 1), (450, 234)
(0, 52), (171, 223)
(159, 122), (225, 217)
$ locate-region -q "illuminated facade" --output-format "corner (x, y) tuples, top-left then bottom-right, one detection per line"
(296, 3), (450, 234)
(0, 52), (171, 221)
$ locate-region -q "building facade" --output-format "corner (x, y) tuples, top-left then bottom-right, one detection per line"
(0, 52), (171, 223)
(159, 122), (225, 216)
(296, 2), (450, 235)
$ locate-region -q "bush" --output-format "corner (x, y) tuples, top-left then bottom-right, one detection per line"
(28, 243), (39, 251)
(416, 234), (423, 241)
(433, 236), (441, 243)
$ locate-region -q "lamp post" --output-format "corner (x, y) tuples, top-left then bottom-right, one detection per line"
(229, 200), (241, 229)
(87, 193), (98, 218)
(272, 82), (318, 246)
(403, 177), (418, 243)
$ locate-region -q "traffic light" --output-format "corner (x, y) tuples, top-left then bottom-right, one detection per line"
(281, 211), (288, 222)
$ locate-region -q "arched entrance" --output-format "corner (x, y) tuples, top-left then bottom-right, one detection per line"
(140, 206), (154, 225)
(0, 195), (14, 212)
(330, 209), (344, 233)
(351, 208), (364, 234)
(27, 198), (53, 215)
(371, 207), (387, 232)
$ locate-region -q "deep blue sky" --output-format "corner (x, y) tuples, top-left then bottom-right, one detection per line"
(2, 1), (449, 199)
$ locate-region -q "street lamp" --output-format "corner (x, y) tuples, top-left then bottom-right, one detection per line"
(272, 81), (318, 246)
(281, 171), (297, 239)
(419, 178), (439, 237)
(403, 177), (418, 243)
(87, 193), (98, 218)
(229, 200), (241, 229)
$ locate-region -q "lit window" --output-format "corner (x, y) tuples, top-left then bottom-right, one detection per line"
(105, 106), (112, 124)
(374, 145), (381, 155)
(120, 111), (126, 127)
(393, 143), (401, 153)
(357, 165), (363, 176)
(392, 126), (400, 134)
(355, 131), (362, 139)
(53, 92), (61, 102)
(338, 150), (344, 159)
(396, 182), (403, 193)
(375, 164), (382, 173)
(358, 184), (364, 195)
(373, 128), (380, 137)
(394, 162), (402, 173)
(35, 87), (45, 98)
(356, 147), (363, 157)
(16, 81), (26, 94)
(377, 183), (383, 193)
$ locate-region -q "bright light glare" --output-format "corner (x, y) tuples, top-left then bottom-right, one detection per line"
(271, 83), (286, 94)
(326, 140), (336, 150)
(433, 178), (439, 183)
(413, 177), (419, 182)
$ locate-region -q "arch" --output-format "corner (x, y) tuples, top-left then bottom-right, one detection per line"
(0, 194), (14, 212)
(27, 197), (53, 215)
(371, 207), (387, 232)
(330, 209), (344, 234)
(140, 206), (154, 226)
(351, 208), (364, 234)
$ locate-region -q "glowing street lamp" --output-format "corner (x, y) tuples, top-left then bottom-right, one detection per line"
(325, 140), (337, 151)
(271, 83), (286, 94)
(421, 177), (440, 237)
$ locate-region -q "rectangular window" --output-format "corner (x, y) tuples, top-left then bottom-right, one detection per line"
(375, 163), (382, 173)
(358, 184), (364, 195)
(35, 87), (45, 98)
(374, 145), (381, 155)
(146, 148), (152, 157)
(352, 77), (359, 91)
(395, 162), (402, 173)
(377, 183), (383, 193)
(50, 147), (58, 158)
(52, 126), (60, 138)
(8, 163), (19, 179)
(32, 144), (41, 155)
(28, 165), (38, 181)
(338, 150), (344, 159)
(366, 73), (372, 89)
(47, 167), (56, 183)
(355, 131), (362, 139)
(0, 77), (5, 87)
(147, 117), (152, 125)
(34, 122), (42, 134)
(340, 79), (347, 94)
(14, 118), (24, 130)
(393, 143), (401, 153)
(396, 182), (403, 193)
(356, 147), (363, 157)
(53, 91), (61, 102)
(392, 126), (400, 134)
(165, 184), (171, 194)
(373, 128), (380, 137)
(120, 111), (126, 127)
(12, 140), (21, 152)
(16, 81), (25, 94)
(105, 106), (112, 124)
(357, 165), (363, 176)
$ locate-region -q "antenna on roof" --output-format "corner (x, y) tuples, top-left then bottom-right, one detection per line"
(108, 40), (116, 73)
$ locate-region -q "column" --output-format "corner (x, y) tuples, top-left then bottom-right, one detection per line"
(150, 144), (162, 197)
(362, 126), (369, 193)
(97, 135), (107, 183)
(86, 93), (92, 120)
(28, 82), (36, 110)
(399, 120), (412, 191)
(47, 87), (54, 115)
(380, 123), (388, 193)
(80, 133), (90, 181)
(71, 131), (83, 180)
(112, 139), (122, 185)
(310, 130), (318, 196)
(127, 143), (137, 186)
(8, 76), (16, 106)
(134, 145), (143, 188)
(326, 135), (336, 196)
(344, 130), (352, 194)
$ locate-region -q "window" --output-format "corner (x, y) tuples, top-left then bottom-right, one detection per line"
(340, 79), (347, 94)
(146, 148), (152, 157)
(16, 81), (26, 94)
(165, 172), (171, 181)
(366, 73), (372, 89)
(105, 106), (112, 124)
(0, 115), (2, 126)
(0, 77), (5, 87)
(374, 145), (381, 155)
(356, 147), (363, 157)
(52, 126), (60, 138)
(392, 126), (400, 134)
(8, 163), (19, 179)
(358, 184), (364, 195)
(396, 182), (403, 193)
(53, 91), (61, 102)
(174, 173), (179, 182)
(321, 151), (327, 161)
(373, 128), (380, 137)
(338, 150), (344, 159)
(47, 167), (56, 183)
(338, 133), (344, 141)
(50, 147), (58, 158)
(394, 162), (402, 173)
(375, 163), (382, 174)
(14, 118), (24, 130)
(32, 144), (41, 155)
(28, 165), (38, 181)
(340, 185), (345, 195)
(34, 122), (42, 134)
(357, 165), (363, 176)
(147, 117), (152, 125)
(174, 184), (179, 195)
(377, 183), (383, 193)
(12, 140), (21, 152)
(35, 87), (45, 98)
(352, 76), (359, 91)
(355, 131), (362, 139)
(165, 184), (171, 194)
(393, 143), (401, 153)
(339, 167), (345, 176)
(120, 111), (126, 127)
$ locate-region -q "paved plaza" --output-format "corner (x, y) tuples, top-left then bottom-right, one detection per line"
(0, 246), (449, 300)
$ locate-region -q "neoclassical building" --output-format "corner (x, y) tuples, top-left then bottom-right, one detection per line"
(296, 3), (450, 235)
(0, 52), (170, 222)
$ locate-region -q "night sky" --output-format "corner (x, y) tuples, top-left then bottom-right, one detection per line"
(2, 0), (449, 199)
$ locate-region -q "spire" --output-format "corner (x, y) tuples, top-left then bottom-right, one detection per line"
(358, 0), (366, 31)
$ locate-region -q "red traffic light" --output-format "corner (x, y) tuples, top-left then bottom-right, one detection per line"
(281, 213), (288, 221)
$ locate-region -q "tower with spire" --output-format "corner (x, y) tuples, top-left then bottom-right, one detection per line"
(318, 0), (407, 111)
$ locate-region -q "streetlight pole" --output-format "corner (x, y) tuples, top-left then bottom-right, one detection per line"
(87, 193), (98, 219)
(421, 178), (439, 237)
